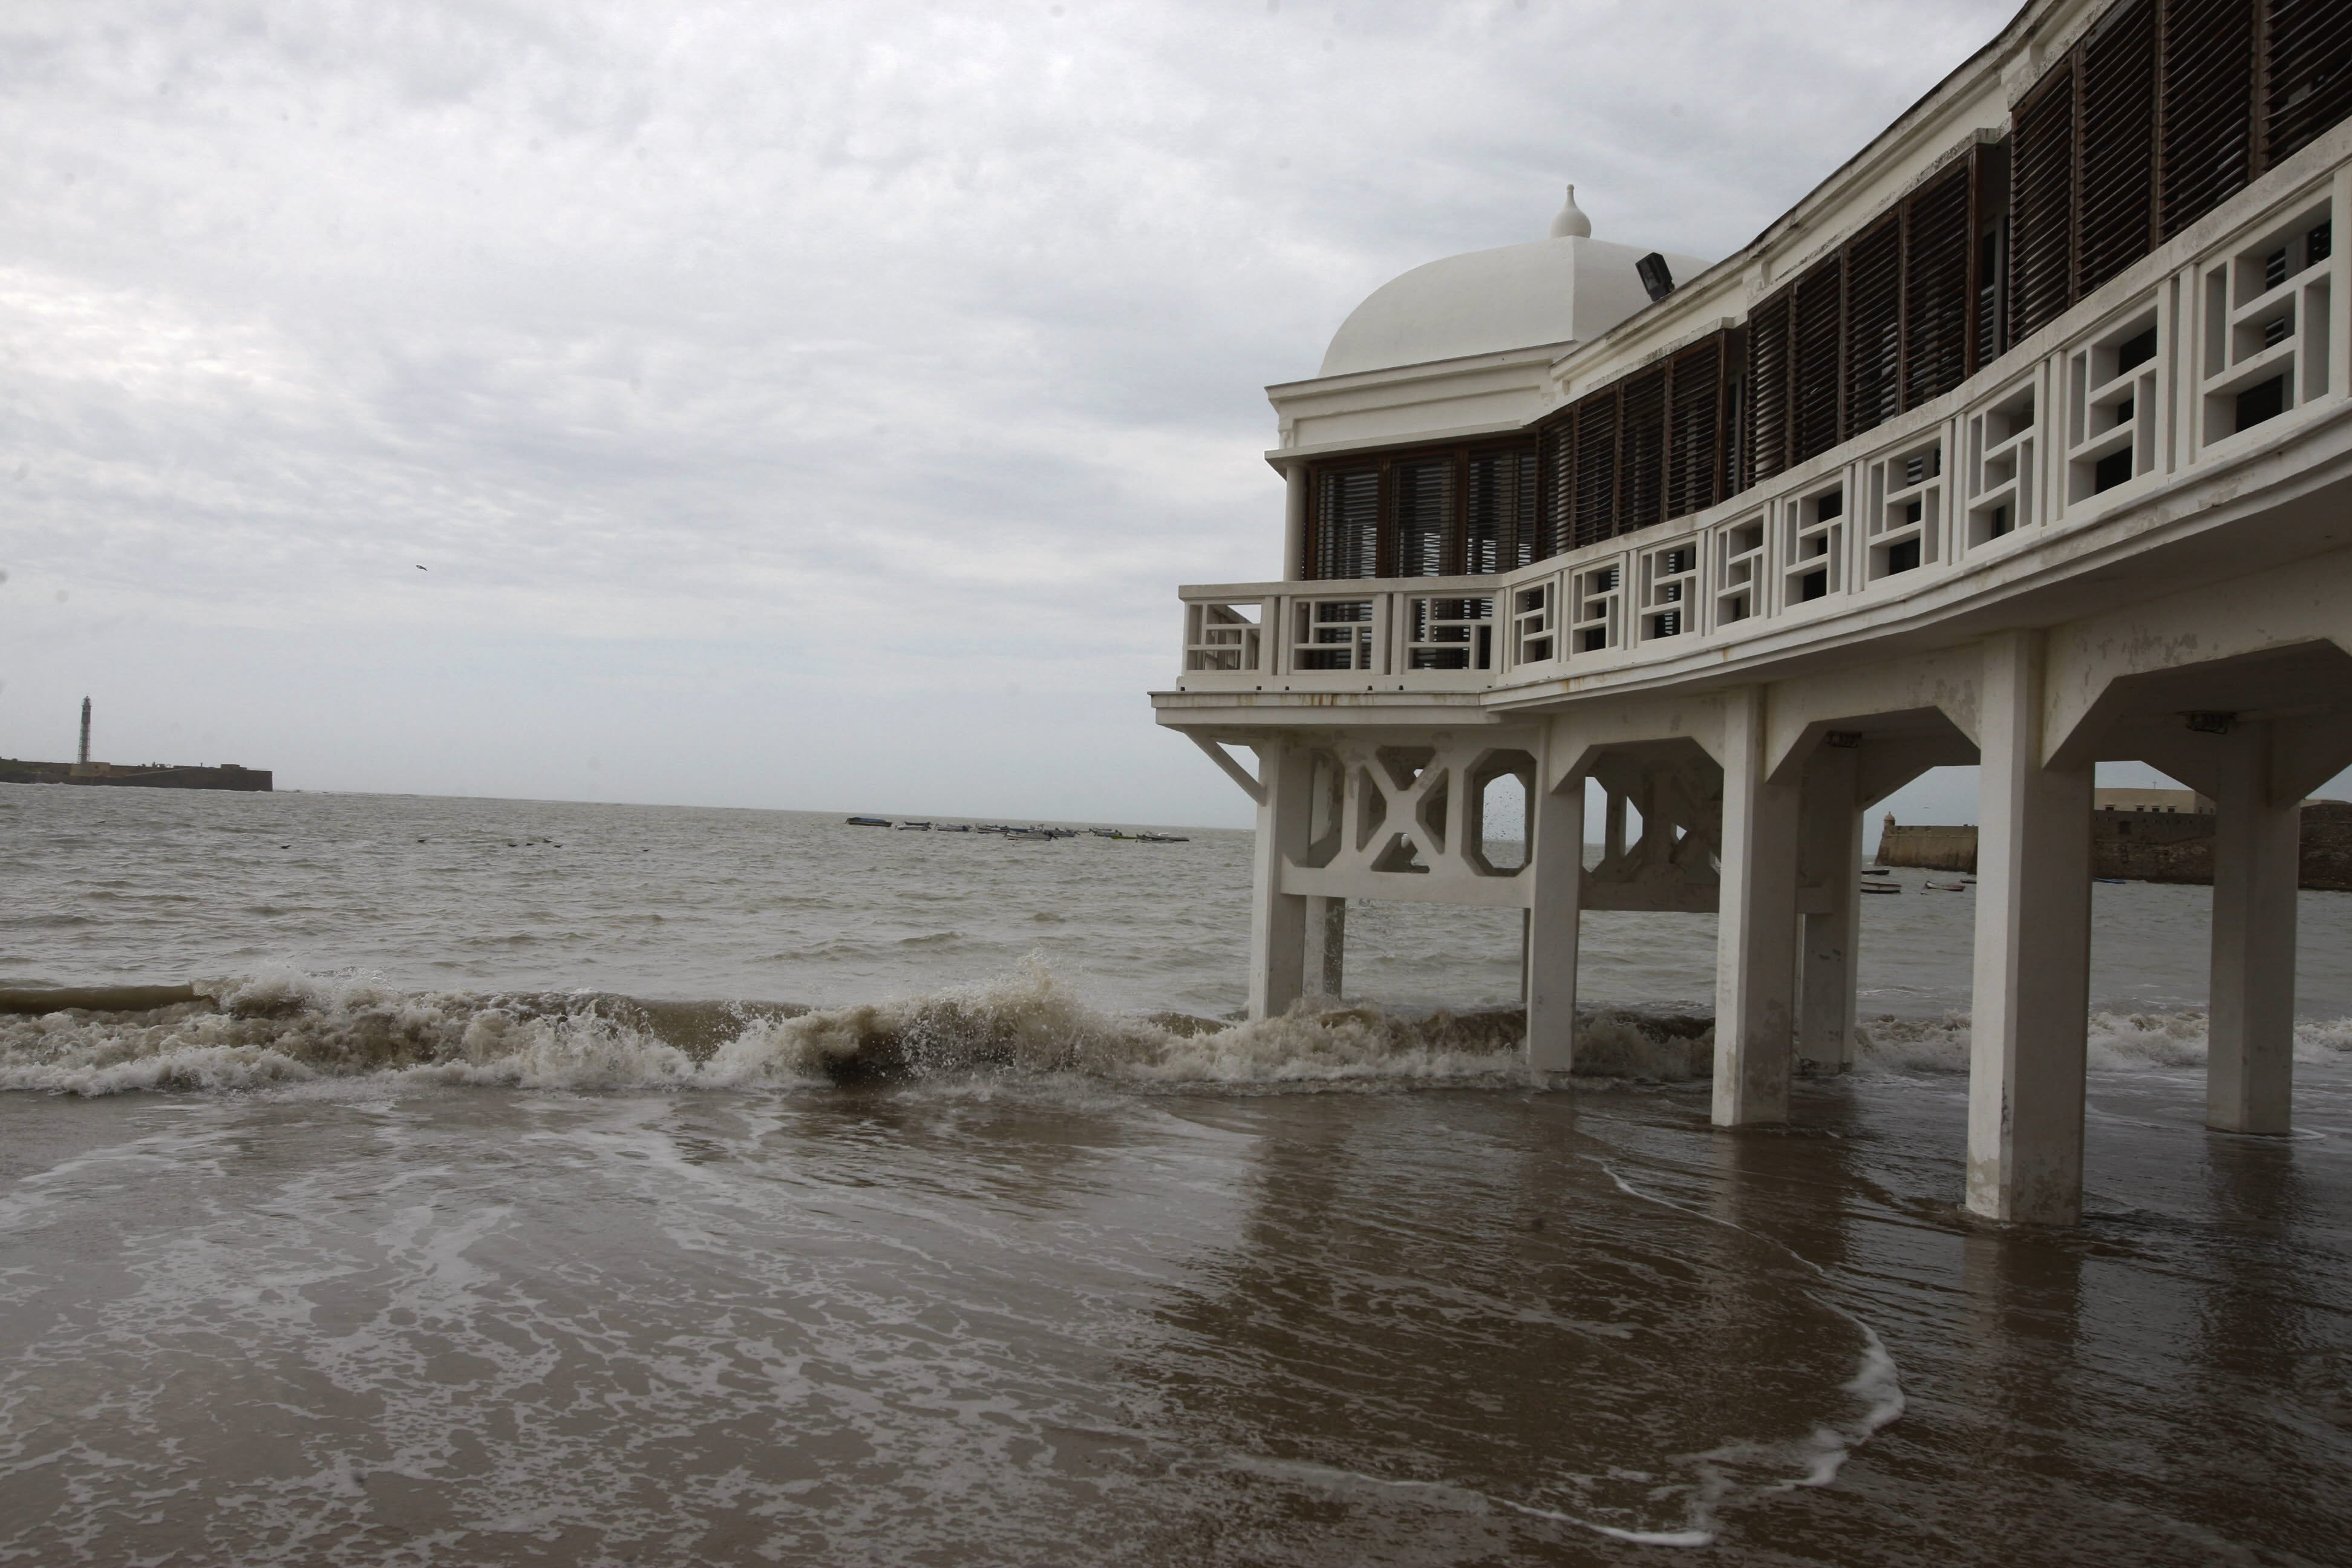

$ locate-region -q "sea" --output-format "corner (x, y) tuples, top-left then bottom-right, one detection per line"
(2, 782), (2348, 1566)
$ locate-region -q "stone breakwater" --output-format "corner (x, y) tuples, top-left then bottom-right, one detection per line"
(1879, 801), (2352, 889)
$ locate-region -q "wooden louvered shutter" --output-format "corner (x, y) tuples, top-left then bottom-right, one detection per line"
(1572, 393), (1619, 549)
(2010, 64), (2077, 344)
(2265, 0), (2352, 169)
(1904, 165), (1973, 406)
(1665, 337), (1722, 520)
(1537, 414), (1576, 561)
(1791, 256), (1844, 464)
(2077, 0), (2158, 296)
(1312, 466), (1380, 580)
(1466, 445), (1537, 573)
(1390, 456), (1455, 577)
(1973, 139), (2010, 371)
(1843, 215), (1903, 439)
(1720, 325), (1748, 499)
(1745, 288), (1794, 485)
(2160, 0), (2254, 238)
(1616, 368), (1667, 535)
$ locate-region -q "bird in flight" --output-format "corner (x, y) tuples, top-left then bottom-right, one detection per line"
(416, 564), (428, 570)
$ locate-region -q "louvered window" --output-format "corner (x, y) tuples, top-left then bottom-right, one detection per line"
(1844, 215), (1903, 437)
(1617, 367), (1668, 533)
(1391, 457), (1456, 577)
(1537, 418), (1577, 561)
(1466, 446), (1538, 572)
(1905, 165), (1973, 405)
(2077, 1), (2158, 296)
(1572, 396), (1619, 549)
(2010, 64), (2077, 343)
(1792, 256), (1845, 463)
(1746, 290), (1793, 485)
(2267, 0), (2352, 167)
(1312, 467), (1380, 580)
(2160, 0), (2253, 237)
(1665, 338), (1722, 519)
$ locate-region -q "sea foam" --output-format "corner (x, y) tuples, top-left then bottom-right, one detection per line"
(2, 960), (2345, 1096)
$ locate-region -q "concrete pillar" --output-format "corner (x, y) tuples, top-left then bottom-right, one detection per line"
(2208, 722), (2298, 1135)
(1526, 774), (1585, 1073)
(1301, 749), (1345, 998)
(1798, 745), (1863, 1073)
(1281, 464), (1310, 581)
(1713, 687), (1803, 1125)
(1304, 897), (1346, 999)
(1967, 631), (2094, 1225)
(1247, 742), (1315, 1019)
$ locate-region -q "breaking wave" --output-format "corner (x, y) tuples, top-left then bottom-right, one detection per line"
(0, 962), (1543, 1097)
(4, 962), (2346, 1096)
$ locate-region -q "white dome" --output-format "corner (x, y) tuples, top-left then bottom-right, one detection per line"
(1316, 234), (1711, 379)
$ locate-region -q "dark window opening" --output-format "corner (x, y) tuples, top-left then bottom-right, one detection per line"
(1800, 569), (1830, 601)
(1885, 538), (1922, 574)
(2094, 448), (2136, 491)
(2236, 374), (2287, 430)
(2115, 326), (2158, 373)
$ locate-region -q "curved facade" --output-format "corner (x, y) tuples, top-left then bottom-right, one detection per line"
(1153, 0), (2352, 1226)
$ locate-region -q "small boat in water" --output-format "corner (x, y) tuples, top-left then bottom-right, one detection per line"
(846, 817), (891, 827)
(1925, 880), (1968, 892)
(1860, 880), (1902, 895)
(898, 821), (932, 831)
(1135, 832), (1189, 843)
(2095, 876), (2129, 884)
(936, 823), (972, 833)
(1862, 867), (1892, 876)
(1004, 829), (1057, 841)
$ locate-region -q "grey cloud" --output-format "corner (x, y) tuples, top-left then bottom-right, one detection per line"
(1, 0), (2014, 818)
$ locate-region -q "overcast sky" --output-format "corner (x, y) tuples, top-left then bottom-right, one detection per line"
(2, 0), (2064, 827)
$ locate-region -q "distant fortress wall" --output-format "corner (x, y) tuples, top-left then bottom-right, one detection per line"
(1875, 825), (1979, 873)
(1877, 800), (2352, 891)
(0, 760), (272, 792)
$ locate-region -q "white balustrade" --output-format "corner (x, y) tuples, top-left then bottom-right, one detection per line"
(1173, 155), (2352, 698)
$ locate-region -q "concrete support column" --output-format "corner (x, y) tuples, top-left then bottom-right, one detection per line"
(1304, 897), (1347, 999)
(1281, 465), (1310, 581)
(1526, 774), (1585, 1073)
(1247, 742), (1315, 1019)
(1301, 748), (1345, 999)
(1798, 745), (1864, 1073)
(1967, 631), (2094, 1224)
(2209, 722), (2298, 1135)
(1713, 687), (1803, 1125)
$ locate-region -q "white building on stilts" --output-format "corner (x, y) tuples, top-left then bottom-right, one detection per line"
(1152, 0), (2352, 1225)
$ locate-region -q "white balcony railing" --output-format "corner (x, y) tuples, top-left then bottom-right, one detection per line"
(1174, 151), (2352, 702)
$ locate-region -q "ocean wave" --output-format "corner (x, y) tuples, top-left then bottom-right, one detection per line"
(1852, 1010), (2352, 1075)
(3, 963), (2347, 1097)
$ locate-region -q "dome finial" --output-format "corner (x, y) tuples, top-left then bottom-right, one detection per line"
(1549, 182), (1592, 240)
